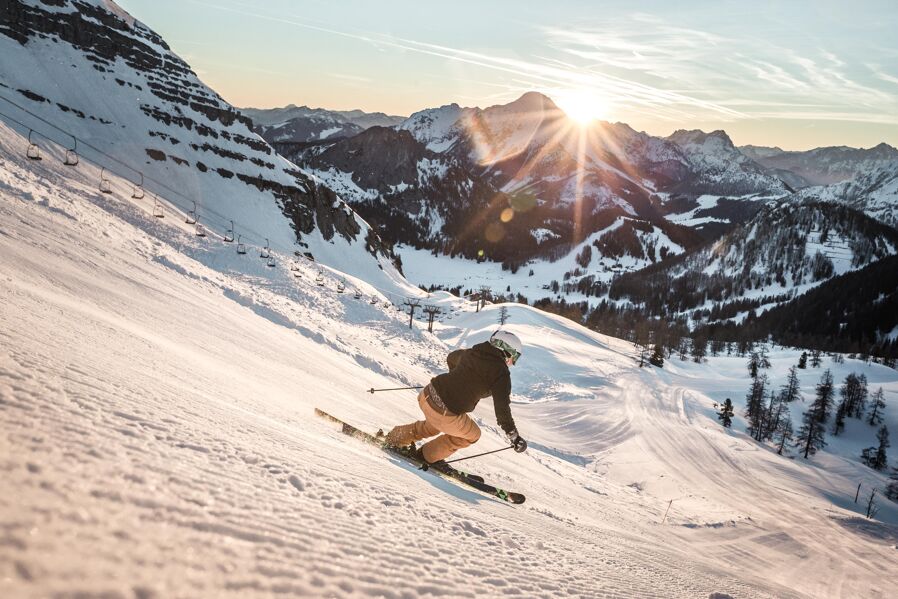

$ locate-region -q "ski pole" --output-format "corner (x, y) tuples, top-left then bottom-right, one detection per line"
(443, 445), (514, 464)
(367, 385), (423, 394)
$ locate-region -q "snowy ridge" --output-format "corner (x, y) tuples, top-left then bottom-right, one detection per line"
(791, 161), (898, 228)
(2, 124), (898, 597)
(0, 0), (396, 283)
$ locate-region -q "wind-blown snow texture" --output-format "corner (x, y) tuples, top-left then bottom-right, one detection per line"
(2, 121), (898, 598)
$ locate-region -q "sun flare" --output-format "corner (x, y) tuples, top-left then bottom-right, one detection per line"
(554, 90), (607, 125)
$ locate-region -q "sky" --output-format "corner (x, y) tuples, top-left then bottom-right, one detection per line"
(116, 0), (898, 150)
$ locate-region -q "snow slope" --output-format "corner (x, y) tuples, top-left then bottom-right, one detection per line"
(2, 123), (898, 598)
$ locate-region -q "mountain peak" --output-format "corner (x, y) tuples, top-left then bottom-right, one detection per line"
(495, 92), (560, 114)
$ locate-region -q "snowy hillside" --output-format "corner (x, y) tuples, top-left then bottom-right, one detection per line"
(0, 0), (396, 284)
(3, 115), (898, 598)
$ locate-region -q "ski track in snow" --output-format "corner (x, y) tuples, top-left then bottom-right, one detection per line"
(1, 125), (897, 598)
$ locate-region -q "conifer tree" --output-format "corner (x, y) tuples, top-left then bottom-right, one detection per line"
(797, 351), (808, 369)
(780, 366), (802, 404)
(776, 412), (793, 455)
(854, 374), (868, 418)
(873, 426), (890, 471)
(810, 349), (822, 368)
(867, 387), (886, 426)
(649, 343), (664, 368)
(718, 398), (735, 428)
(885, 463), (898, 502)
(795, 378), (829, 459)
(745, 374), (769, 441)
(814, 369), (835, 424)
(832, 398), (848, 436)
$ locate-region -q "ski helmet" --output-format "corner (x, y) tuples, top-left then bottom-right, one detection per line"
(490, 330), (523, 365)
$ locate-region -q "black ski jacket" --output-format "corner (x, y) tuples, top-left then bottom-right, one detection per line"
(430, 342), (516, 434)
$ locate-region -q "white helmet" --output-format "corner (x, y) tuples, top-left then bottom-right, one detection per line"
(490, 330), (523, 365)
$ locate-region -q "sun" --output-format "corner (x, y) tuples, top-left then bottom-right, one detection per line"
(554, 89), (607, 125)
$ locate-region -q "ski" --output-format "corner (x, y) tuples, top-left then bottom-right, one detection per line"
(315, 408), (525, 504)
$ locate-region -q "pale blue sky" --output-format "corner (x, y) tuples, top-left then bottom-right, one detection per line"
(117, 0), (898, 149)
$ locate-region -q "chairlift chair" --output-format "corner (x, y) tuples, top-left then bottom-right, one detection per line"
(336, 281), (346, 294)
(185, 201), (197, 225)
(26, 130), (41, 161)
(99, 167), (112, 194)
(152, 195), (164, 218)
(236, 235), (247, 255)
(370, 297), (379, 305)
(354, 290), (362, 300)
(293, 268), (302, 278)
(131, 173), (145, 200)
(195, 223), (207, 238)
(260, 238), (270, 259)
(224, 220), (235, 243)
(266, 256), (276, 268)
(64, 139), (79, 167)
(315, 272), (325, 286)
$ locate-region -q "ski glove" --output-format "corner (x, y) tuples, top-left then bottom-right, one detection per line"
(507, 430), (528, 453)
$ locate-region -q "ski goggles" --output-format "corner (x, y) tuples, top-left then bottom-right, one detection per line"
(492, 339), (521, 365)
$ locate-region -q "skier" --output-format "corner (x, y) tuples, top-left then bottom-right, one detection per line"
(383, 330), (528, 471)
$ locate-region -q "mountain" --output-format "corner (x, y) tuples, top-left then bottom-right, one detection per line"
(791, 162), (898, 229)
(608, 201), (898, 340)
(0, 0), (399, 282)
(665, 130), (791, 196)
(242, 104), (405, 144)
(740, 143), (898, 187)
(298, 93), (790, 274)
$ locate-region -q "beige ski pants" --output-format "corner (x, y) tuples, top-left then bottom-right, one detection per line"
(385, 385), (481, 463)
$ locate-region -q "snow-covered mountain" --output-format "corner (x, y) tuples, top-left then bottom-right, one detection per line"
(610, 201), (898, 330)
(298, 93), (795, 274)
(0, 0), (398, 282)
(3, 110), (898, 598)
(791, 162), (898, 228)
(242, 104), (405, 144)
(666, 129), (791, 196)
(741, 143), (898, 187)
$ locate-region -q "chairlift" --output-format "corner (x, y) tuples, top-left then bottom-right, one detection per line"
(131, 172), (145, 200)
(195, 223), (207, 237)
(64, 139), (79, 167)
(266, 256), (276, 268)
(315, 271), (325, 286)
(336, 281), (346, 294)
(152, 195), (164, 218)
(260, 238), (270, 259)
(293, 268), (302, 278)
(354, 290), (362, 300)
(26, 130), (41, 161)
(223, 220), (235, 243)
(99, 167), (112, 194)
(370, 297), (379, 305)
(185, 200), (197, 225)
(290, 261), (301, 272)
(236, 235), (247, 255)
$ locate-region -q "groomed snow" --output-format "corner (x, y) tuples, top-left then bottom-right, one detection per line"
(2, 123), (898, 598)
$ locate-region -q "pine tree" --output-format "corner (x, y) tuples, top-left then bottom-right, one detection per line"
(718, 398), (734, 428)
(776, 412), (793, 455)
(814, 369), (835, 424)
(873, 426), (890, 471)
(867, 387), (886, 426)
(853, 374), (868, 418)
(745, 374), (769, 441)
(832, 398), (848, 436)
(747, 352), (761, 379)
(795, 381), (829, 459)
(779, 366), (802, 404)
(691, 335), (707, 363)
(649, 343), (664, 368)
(886, 463), (898, 502)
(797, 351), (808, 369)
(810, 349), (822, 368)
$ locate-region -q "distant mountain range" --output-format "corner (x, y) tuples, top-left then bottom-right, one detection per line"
(241, 105), (405, 145)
